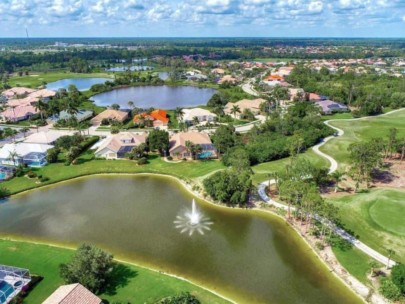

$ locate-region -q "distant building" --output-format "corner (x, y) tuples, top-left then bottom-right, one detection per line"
(181, 108), (217, 123)
(1, 87), (36, 99)
(133, 109), (169, 128)
(224, 98), (266, 119)
(0, 105), (38, 122)
(94, 132), (147, 159)
(90, 109), (129, 126)
(169, 132), (216, 159)
(315, 100), (348, 115)
(218, 75), (238, 84)
(43, 283), (102, 304)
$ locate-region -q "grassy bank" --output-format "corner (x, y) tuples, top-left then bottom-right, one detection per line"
(2, 154), (225, 195)
(320, 109), (405, 169)
(9, 72), (114, 88)
(251, 149), (329, 185)
(0, 240), (228, 304)
(327, 188), (405, 264)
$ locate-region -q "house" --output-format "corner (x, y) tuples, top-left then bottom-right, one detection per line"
(0, 143), (53, 167)
(28, 89), (56, 101)
(43, 283), (102, 304)
(94, 132), (147, 159)
(315, 100), (348, 115)
(211, 68), (225, 75)
(24, 131), (63, 145)
(218, 75), (238, 84)
(0, 105), (38, 122)
(7, 96), (38, 107)
(224, 98), (266, 119)
(288, 88), (305, 101)
(90, 109), (129, 126)
(134, 109), (169, 128)
(1, 87), (36, 99)
(50, 109), (93, 123)
(169, 132), (216, 159)
(181, 108), (217, 123)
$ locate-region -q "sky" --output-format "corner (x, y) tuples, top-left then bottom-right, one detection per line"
(0, 0), (405, 38)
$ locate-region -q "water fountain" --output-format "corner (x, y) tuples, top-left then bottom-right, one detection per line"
(174, 199), (213, 236)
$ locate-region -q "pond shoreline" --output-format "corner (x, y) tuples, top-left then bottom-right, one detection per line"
(4, 172), (366, 303)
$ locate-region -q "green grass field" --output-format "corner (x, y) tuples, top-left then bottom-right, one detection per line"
(320, 109), (405, 169)
(332, 246), (378, 285)
(0, 240), (228, 304)
(2, 153), (225, 195)
(327, 188), (405, 264)
(251, 149), (329, 185)
(9, 72), (114, 88)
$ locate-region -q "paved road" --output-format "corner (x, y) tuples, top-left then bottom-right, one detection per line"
(241, 79), (259, 96)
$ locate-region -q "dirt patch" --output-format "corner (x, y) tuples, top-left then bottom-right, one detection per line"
(373, 159), (405, 189)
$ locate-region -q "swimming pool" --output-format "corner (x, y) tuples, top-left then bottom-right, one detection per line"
(198, 151), (213, 159)
(0, 281), (13, 304)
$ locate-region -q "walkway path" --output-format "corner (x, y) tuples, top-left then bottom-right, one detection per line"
(257, 109), (405, 268)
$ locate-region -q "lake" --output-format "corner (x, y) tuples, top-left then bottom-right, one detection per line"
(46, 78), (111, 91)
(90, 85), (216, 109)
(0, 175), (361, 304)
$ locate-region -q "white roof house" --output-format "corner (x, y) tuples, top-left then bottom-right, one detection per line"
(0, 143), (53, 166)
(181, 108), (217, 123)
(24, 131), (63, 145)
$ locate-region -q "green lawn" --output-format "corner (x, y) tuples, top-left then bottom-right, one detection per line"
(0, 240), (228, 304)
(251, 150), (329, 185)
(2, 154), (225, 195)
(9, 72), (114, 88)
(332, 246), (379, 285)
(320, 109), (405, 169)
(327, 188), (405, 264)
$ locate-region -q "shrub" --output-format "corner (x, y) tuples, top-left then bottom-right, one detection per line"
(315, 241), (325, 251)
(40, 177), (50, 182)
(166, 156), (173, 161)
(379, 278), (402, 301)
(137, 157), (148, 165)
(111, 126), (120, 134)
(391, 264), (405, 294)
(27, 171), (37, 178)
(0, 187), (10, 199)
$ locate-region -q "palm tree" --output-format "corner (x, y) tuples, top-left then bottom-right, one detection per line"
(330, 170), (345, 193)
(127, 101), (134, 109)
(34, 98), (48, 121)
(175, 107), (184, 121)
(185, 140), (193, 159)
(7, 150), (20, 166)
(192, 116), (199, 127)
(230, 105), (241, 119)
(21, 127), (30, 138)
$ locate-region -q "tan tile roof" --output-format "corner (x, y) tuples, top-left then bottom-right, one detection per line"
(96, 132), (146, 154)
(42, 283), (102, 304)
(2, 87), (36, 98)
(91, 109), (129, 124)
(169, 132), (212, 152)
(29, 89), (56, 99)
(224, 98), (266, 115)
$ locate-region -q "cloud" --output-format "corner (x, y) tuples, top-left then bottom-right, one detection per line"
(0, 0), (403, 37)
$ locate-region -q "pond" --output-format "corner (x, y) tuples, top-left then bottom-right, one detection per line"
(90, 85), (216, 109)
(0, 175), (361, 304)
(46, 78), (111, 91)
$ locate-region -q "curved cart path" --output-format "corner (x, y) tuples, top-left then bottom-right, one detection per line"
(257, 108), (405, 268)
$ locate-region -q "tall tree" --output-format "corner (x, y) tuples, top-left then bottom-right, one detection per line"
(59, 243), (114, 294)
